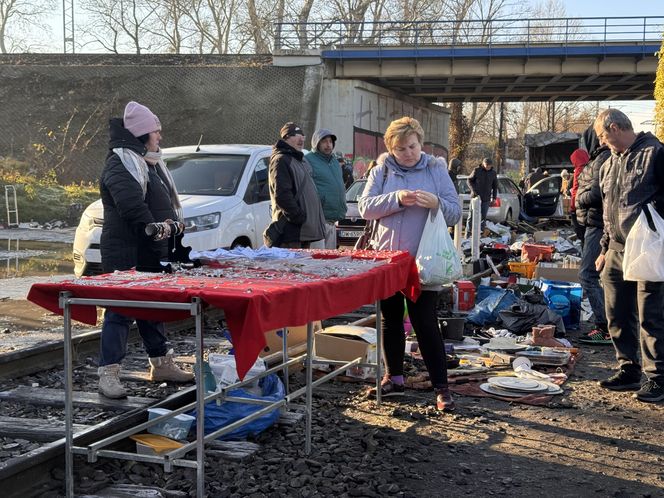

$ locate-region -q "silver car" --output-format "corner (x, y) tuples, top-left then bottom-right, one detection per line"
(455, 174), (563, 223)
(456, 175), (522, 223)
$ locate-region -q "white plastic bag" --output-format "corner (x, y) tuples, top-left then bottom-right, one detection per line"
(415, 208), (463, 285)
(623, 203), (664, 282)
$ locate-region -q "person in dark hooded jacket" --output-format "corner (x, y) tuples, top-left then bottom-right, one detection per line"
(574, 130), (611, 340)
(97, 101), (193, 399)
(264, 122), (326, 248)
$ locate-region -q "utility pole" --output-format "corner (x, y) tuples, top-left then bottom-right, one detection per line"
(63, 0), (75, 53)
(497, 102), (505, 174)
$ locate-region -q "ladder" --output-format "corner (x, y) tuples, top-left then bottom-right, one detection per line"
(4, 185), (18, 228)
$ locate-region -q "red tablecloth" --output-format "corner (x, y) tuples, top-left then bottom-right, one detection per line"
(28, 250), (419, 379)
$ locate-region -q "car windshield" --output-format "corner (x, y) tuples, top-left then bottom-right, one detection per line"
(165, 154), (249, 195)
(346, 180), (367, 202)
(455, 178), (471, 195)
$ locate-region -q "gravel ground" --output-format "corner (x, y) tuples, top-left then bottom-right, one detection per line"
(2, 228), (663, 497)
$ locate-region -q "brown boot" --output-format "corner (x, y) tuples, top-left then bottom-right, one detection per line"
(149, 349), (194, 382)
(436, 386), (456, 412)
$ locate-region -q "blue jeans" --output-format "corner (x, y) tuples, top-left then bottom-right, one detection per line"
(99, 309), (169, 366)
(579, 225), (607, 328)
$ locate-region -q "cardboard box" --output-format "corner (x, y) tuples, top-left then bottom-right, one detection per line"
(260, 322), (321, 357)
(533, 231), (558, 243)
(533, 263), (581, 284)
(314, 325), (377, 380)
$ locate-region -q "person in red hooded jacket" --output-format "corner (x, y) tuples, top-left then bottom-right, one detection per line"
(569, 148), (589, 243)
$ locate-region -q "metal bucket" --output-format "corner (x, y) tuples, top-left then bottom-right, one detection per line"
(439, 317), (466, 341)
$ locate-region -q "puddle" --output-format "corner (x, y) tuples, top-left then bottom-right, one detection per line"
(0, 239), (73, 279)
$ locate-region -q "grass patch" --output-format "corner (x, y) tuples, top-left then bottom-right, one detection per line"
(0, 160), (99, 226)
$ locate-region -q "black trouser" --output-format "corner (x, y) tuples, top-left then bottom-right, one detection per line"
(380, 291), (448, 388)
(602, 248), (664, 382)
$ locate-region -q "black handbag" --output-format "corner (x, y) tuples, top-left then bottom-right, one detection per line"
(354, 220), (376, 250)
(263, 169), (307, 248)
(263, 217), (287, 247)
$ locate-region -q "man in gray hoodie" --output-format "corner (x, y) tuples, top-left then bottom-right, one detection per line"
(305, 129), (347, 249)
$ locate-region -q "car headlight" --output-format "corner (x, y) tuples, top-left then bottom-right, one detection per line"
(80, 212), (104, 230)
(184, 212), (221, 233)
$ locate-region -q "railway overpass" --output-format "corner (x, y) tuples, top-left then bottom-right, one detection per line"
(273, 16), (663, 102)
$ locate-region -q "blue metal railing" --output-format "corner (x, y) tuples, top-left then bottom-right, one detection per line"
(274, 16), (664, 50)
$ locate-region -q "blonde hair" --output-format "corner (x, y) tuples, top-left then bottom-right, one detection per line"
(383, 117), (424, 153)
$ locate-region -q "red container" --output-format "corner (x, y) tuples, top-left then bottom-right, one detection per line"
(521, 243), (553, 263)
(454, 281), (476, 312)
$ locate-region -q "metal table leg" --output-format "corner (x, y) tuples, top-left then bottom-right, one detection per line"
(192, 298), (205, 498)
(305, 321), (313, 455)
(60, 292), (74, 498)
(375, 300), (382, 406)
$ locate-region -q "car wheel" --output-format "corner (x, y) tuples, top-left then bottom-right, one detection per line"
(231, 237), (251, 249)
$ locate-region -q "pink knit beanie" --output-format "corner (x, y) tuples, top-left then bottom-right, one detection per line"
(123, 101), (161, 138)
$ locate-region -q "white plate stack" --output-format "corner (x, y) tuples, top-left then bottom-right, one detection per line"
(480, 376), (563, 397)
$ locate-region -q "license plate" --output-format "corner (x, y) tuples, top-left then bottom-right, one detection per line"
(339, 230), (363, 238)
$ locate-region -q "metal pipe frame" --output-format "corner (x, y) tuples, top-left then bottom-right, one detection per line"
(57, 293), (387, 497)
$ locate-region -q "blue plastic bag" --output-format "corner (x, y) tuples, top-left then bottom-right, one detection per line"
(189, 373), (285, 440)
(467, 288), (518, 326)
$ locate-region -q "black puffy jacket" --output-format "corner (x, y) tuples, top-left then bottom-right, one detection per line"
(576, 147), (610, 228)
(99, 118), (177, 272)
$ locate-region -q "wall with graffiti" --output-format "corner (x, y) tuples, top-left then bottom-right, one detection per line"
(317, 79), (450, 180)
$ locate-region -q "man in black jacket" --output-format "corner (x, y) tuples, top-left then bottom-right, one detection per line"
(264, 122), (325, 248)
(467, 157), (498, 231)
(574, 138), (610, 339)
(97, 101), (193, 399)
(594, 108), (664, 403)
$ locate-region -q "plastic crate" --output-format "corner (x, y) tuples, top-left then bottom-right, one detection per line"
(508, 261), (537, 279)
(521, 243), (554, 263)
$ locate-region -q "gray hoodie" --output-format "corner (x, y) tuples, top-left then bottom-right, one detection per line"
(311, 129), (337, 151)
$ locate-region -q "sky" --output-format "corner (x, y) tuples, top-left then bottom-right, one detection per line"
(559, 1), (664, 18)
(558, 0), (661, 134)
(40, 0), (662, 133)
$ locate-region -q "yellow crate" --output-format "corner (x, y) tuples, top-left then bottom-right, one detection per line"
(508, 261), (537, 279)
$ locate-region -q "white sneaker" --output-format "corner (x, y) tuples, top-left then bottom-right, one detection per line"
(98, 364), (127, 399)
(149, 349), (194, 382)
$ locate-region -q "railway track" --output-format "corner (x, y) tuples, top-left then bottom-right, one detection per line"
(0, 308), (376, 497)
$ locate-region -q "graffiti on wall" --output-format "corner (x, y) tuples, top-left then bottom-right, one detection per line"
(352, 127), (448, 179)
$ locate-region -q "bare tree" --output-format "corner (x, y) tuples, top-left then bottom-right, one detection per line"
(80, 0), (157, 54)
(147, 0), (195, 53)
(0, 0), (54, 53)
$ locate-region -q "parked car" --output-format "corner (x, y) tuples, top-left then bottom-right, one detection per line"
(455, 174), (562, 223)
(73, 144), (273, 277)
(336, 179), (367, 247)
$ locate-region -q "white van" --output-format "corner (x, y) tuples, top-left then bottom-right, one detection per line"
(73, 144), (273, 277)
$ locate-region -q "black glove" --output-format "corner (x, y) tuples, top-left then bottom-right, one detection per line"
(145, 220), (184, 241)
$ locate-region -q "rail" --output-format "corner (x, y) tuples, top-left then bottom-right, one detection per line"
(274, 16), (664, 50)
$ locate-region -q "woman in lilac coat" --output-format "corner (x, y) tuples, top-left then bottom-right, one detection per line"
(358, 117), (461, 412)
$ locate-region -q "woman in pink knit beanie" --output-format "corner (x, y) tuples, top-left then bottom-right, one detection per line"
(96, 101), (191, 399)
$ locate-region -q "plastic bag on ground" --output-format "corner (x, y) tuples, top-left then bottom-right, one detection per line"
(189, 373), (285, 441)
(467, 289), (518, 326)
